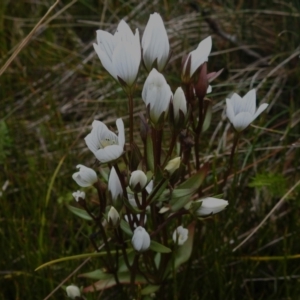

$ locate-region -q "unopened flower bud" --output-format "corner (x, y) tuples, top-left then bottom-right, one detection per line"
(66, 285), (81, 299)
(195, 197), (228, 216)
(172, 226), (188, 245)
(72, 191), (85, 202)
(131, 226), (151, 251)
(173, 87), (187, 122)
(107, 206), (120, 226)
(72, 165), (97, 187)
(129, 170), (147, 192)
(164, 157), (181, 175)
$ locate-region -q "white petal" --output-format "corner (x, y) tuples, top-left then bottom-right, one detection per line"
(116, 118), (125, 148)
(85, 120), (118, 154)
(94, 145), (123, 163)
(226, 98), (235, 124)
(243, 89), (256, 115)
(108, 167), (123, 200)
(228, 93), (243, 115)
(206, 85), (212, 94)
(173, 87), (187, 120)
(142, 13), (169, 71)
(72, 165), (97, 187)
(113, 41), (140, 86)
(253, 103), (269, 121)
(115, 20), (135, 42)
(190, 36), (212, 77)
(197, 197), (228, 216)
(232, 112), (253, 132)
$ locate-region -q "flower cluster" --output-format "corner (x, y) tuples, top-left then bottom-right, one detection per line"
(65, 12), (268, 297)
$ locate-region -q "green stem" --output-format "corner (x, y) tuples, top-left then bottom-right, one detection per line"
(128, 92), (134, 146)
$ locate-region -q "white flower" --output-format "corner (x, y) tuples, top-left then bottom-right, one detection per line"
(108, 206), (120, 226)
(85, 118), (125, 163)
(131, 226), (151, 251)
(108, 167), (123, 201)
(173, 87), (187, 121)
(142, 68), (172, 125)
(142, 13), (170, 72)
(129, 170), (147, 191)
(172, 226), (188, 245)
(93, 20), (141, 87)
(164, 157), (181, 175)
(182, 36), (212, 81)
(66, 285), (81, 299)
(72, 190), (85, 202)
(226, 89), (269, 132)
(196, 197), (228, 216)
(72, 165), (97, 187)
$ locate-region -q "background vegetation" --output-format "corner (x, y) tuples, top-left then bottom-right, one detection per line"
(1, 0), (300, 299)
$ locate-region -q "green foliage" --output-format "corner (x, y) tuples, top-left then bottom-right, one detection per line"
(249, 172), (287, 198)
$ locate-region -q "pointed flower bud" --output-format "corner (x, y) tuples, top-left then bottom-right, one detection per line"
(93, 20), (141, 87)
(173, 87), (187, 122)
(108, 206), (120, 226)
(131, 226), (151, 251)
(164, 157), (181, 175)
(142, 68), (172, 126)
(142, 13), (170, 72)
(85, 118), (125, 163)
(129, 170), (147, 192)
(72, 165), (97, 187)
(66, 285), (81, 299)
(172, 225), (188, 245)
(182, 36), (212, 82)
(108, 167), (123, 202)
(196, 197), (228, 216)
(226, 89), (268, 132)
(72, 190), (85, 202)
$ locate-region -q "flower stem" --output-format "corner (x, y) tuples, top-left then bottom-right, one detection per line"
(128, 92), (134, 146)
(220, 132), (240, 193)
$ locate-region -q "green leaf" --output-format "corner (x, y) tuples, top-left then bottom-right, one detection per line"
(141, 285), (161, 295)
(120, 219), (133, 236)
(79, 269), (110, 280)
(177, 164), (208, 191)
(147, 178), (168, 204)
(66, 205), (93, 221)
(83, 272), (147, 292)
(150, 240), (171, 253)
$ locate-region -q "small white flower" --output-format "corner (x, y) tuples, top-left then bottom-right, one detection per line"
(182, 36), (212, 81)
(72, 165), (97, 187)
(131, 226), (151, 251)
(142, 68), (172, 125)
(108, 206), (120, 226)
(226, 89), (268, 132)
(172, 225), (188, 245)
(196, 197), (228, 216)
(173, 87), (187, 121)
(93, 20), (141, 87)
(66, 285), (81, 299)
(142, 13), (170, 72)
(85, 118), (125, 163)
(129, 170), (148, 191)
(164, 157), (181, 175)
(108, 167), (123, 201)
(72, 190), (85, 202)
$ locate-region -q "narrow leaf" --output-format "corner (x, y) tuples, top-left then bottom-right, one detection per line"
(66, 205), (93, 221)
(150, 240), (171, 253)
